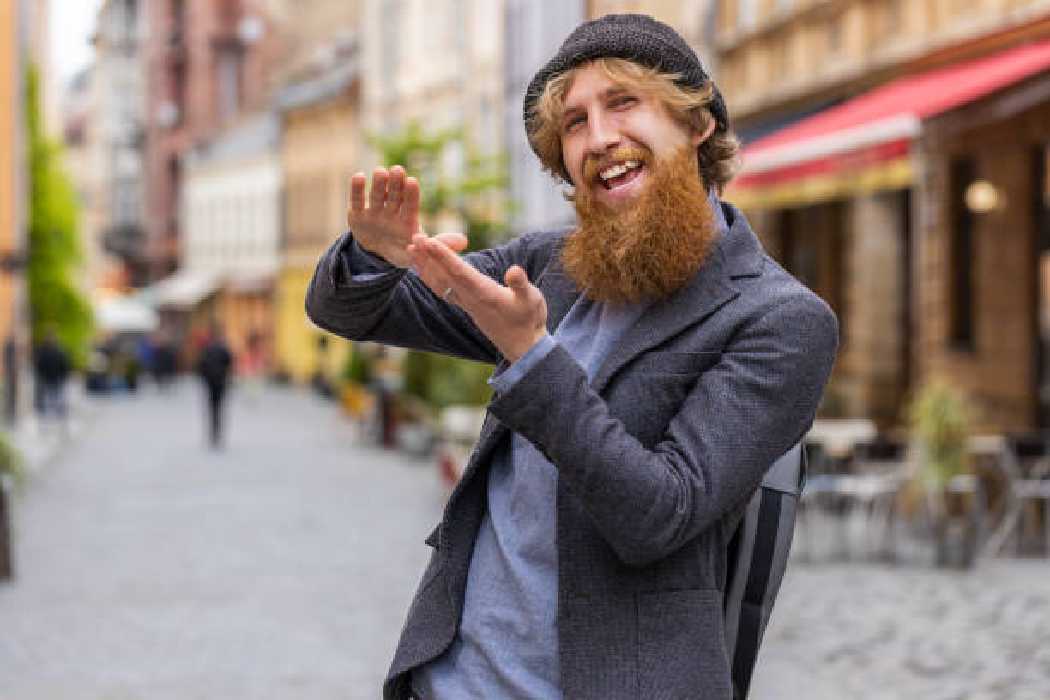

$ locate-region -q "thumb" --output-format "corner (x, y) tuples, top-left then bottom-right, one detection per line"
(505, 265), (531, 294)
(433, 232), (468, 252)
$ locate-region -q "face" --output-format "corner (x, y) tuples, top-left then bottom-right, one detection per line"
(559, 63), (711, 209)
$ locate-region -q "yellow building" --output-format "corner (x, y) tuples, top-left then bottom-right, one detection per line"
(275, 52), (360, 383)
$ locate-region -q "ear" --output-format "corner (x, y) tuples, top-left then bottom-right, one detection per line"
(691, 118), (716, 148)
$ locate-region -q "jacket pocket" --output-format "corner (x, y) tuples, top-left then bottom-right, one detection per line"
(637, 588), (733, 699)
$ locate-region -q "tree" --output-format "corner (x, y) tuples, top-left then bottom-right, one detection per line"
(25, 66), (93, 366)
(367, 120), (510, 409)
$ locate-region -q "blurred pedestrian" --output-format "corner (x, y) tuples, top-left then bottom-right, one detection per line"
(238, 328), (266, 404)
(196, 325), (233, 448)
(4, 332), (19, 426)
(151, 331), (178, 391)
(33, 329), (70, 424)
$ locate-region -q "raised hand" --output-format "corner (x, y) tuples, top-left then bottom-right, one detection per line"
(348, 165), (466, 268)
(407, 234), (549, 363)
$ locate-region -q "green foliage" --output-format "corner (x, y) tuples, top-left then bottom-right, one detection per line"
(908, 380), (973, 490)
(401, 350), (493, 410)
(366, 119), (508, 251)
(25, 66), (93, 367)
(0, 430), (26, 491)
(368, 120), (509, 409)
(342, 343), (374, 385)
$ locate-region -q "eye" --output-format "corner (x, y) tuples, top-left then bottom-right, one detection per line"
(610, 95), (637, 109)
(563, 114), (585, 133)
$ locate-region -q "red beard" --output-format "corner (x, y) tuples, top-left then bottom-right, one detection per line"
(561, 146), (719, 305)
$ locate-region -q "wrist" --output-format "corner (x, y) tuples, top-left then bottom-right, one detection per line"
(506, 330), (549, 364)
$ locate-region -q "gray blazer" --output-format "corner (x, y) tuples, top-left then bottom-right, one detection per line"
(306, 202), (839, 700)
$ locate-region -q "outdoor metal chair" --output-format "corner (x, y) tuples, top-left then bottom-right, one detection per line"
(1002, 433), (1050, 556)
(796, 437), (908, 562)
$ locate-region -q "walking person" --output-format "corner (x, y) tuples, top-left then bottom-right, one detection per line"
(196, 325), (233, 449)
(33, 329), (71, 427)
(307, 14), (839, 699)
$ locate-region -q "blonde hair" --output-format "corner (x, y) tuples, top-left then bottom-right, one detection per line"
(526, 58), (740, 192)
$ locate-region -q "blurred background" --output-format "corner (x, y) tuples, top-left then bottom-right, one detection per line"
(1, 0), (1049, 698)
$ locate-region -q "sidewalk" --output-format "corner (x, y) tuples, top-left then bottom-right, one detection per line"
(6, 381), (97, 476)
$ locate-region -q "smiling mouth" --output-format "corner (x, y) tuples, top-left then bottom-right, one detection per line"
(597, 159), (644, 190)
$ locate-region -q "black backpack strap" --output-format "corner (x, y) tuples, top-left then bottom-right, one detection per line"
(724, 443), (805, 699)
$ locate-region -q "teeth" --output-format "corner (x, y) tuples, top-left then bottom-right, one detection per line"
(600, 160), (641, 182)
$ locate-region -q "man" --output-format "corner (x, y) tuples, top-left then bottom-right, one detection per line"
(307, 14), (838, 699)
(33, 329), (70, 423)
(196, 325), (233, 448)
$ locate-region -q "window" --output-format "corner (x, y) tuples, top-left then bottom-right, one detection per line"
(738, 0), (758, 31)
(827, 13), (844, 57)
(948, 156), (976, 350)
(217, 47), (242, 121)
(381, 0), (402, 97)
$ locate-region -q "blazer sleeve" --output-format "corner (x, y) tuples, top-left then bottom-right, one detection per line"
(487, 291), (839, 567)
(305, 231), (546, 364)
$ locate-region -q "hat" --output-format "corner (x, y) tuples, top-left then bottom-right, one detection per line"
(523, 14), (729, 178)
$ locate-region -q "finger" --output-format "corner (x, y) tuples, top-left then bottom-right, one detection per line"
(400, 177), (421, 231)
(423, 237), (498, 300)
(409, 244), (454, 302)
(433, 232), (468, 252)
(369, 167), (389, 211)
(505, 265), (530, 293)
(385, 165), (405, 215)
(349, 172), (367, 217)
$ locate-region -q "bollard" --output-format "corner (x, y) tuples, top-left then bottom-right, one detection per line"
(0, 475), (11, 580)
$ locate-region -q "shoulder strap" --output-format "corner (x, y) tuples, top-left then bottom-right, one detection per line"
(723, 442), (805, 700)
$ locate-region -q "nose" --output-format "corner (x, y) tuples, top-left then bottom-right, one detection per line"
(584, 110), (620, 157)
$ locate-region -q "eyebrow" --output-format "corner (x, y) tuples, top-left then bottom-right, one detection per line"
(562, 86), (634, 121)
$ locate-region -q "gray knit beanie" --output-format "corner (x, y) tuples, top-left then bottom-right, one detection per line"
(523, 14), (728, 179)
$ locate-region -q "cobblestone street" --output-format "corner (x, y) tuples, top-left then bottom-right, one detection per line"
(2, 382), (1050, 699)
(0, 382), (446, 700)
(751, 557), (1050, 699)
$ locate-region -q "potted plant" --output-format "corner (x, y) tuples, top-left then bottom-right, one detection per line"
(907, 380), (978, 568)
(340, 343), (375, 421)
(0, 430), (25, 581)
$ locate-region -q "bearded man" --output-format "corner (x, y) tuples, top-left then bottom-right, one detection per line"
(306, 14), (838, 700)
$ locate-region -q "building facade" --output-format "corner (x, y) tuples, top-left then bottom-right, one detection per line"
(274, 48), (359, 384)
(362, 0), (507, 235)
(0, 0), (26, 363)
(720, 0), (1050, 432)
(181, 113), (282, 364)
(61, 67), (110, 299)
(90, 0), (149, 289)
(141, 0), (286, 280)
(504, 0), (583, 235)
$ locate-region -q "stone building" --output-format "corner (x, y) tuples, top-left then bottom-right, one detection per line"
(719, 0), (1050, 432)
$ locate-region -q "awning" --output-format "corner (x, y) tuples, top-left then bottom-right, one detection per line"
(94, 295), (159, 333)
(147, 270), (220, 309)
(728, 38), (1050, 209)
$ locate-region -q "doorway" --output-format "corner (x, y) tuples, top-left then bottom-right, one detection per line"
(1034, 144), (1050, 427)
